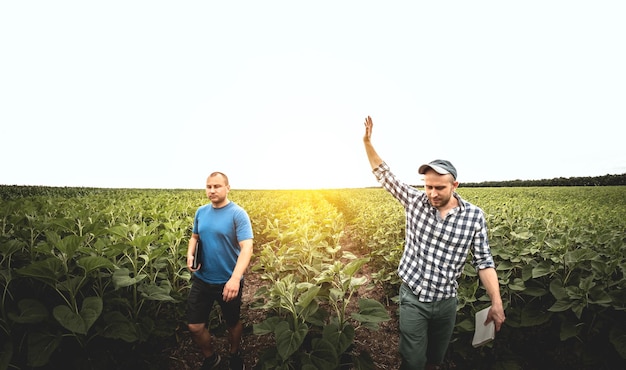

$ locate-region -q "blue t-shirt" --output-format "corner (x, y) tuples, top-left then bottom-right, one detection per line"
(192, 201), (253, 284)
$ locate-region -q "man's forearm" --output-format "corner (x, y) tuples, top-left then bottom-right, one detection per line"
(231, 239), (253, 281)
(364, 139), (383, 170)
(187, 234), (199, 259)
(478, 267), (503, 306)
(478, 267), (506, 330)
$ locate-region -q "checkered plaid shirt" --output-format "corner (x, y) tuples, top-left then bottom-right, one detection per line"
(373, 162), (495, 302)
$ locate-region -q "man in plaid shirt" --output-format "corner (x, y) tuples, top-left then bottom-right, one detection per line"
(362, 116), (505, 370)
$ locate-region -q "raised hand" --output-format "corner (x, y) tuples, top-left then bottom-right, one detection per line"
(363, 116), (373, 142)
(362, 116), (383, 169)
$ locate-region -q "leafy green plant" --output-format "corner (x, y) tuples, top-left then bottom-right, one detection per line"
(251, 191), (390, 369)
(253, 255), (390, 370)
(0, 189), (201, 368)
(2, 185), (625, 369)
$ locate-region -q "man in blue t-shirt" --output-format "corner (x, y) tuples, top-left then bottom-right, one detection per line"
(187, 172), (253, 370)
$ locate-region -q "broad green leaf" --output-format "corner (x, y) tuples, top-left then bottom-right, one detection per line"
(275, 320), (307, 361)
(456, 318), (474, 332)
(564, 249), (598, 267)
(511, 231), (533, 240)
(8, 299), (48, 324)
(52, 296), (102, 334)
(50, 218), (75, 233)
(52, 306), (82, 333)
(549, 279), (567, 300)
(56, 275), (83, 293)
(520, 306), (551, 327)
(309, 337), (339, 369)
(107, 242), (131, 255)
(302, 303), (326, 326)
(254, 347), (282, 369)
(588, 286), (612, 305)
(77, 256), (115, 273)
(253, 316), (283, 335)
(565, 286), (583, 300)
(571, 301), (585, 319)
(296, 285), (320, 309)
(495, 260), (514, 271)
(16, 258), (65, 285)
(139, 281), (176, 302)
(342, 258), (369, 277)
(43, 230), (61, 250)
(80, 297), (103, 330)
(107, 225), (129, 238)
(26, 330), (61, 367)
(0, 238), (25, 257)
(131, 235), (157, 249)
(520, 286), (548, 297)
(521, 263), (534, 281)
(591, 260), (613, 276)
(531, 261), (553, 278)
(101, 311), (139, 343)
(579, 275), (594, 291)
(351, 298), (390, 325)
(54, 234), (83, 257)
(275, 276), (294, 299)
(112, 268), (147, 289)
(464, 263), (478, 276)
(548, 300), (573, 313)
(329, 288), (343, 302)
(322, 322), (354, 354)
(349, 276), (368, 289)
(508, 278), (525, 291)
(134, 316), (156, 342)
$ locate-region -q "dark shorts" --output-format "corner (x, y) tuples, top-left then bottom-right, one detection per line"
(187, 276), (243, 327)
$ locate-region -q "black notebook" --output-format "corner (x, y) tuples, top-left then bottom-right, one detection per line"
(192, 239), (202, 269)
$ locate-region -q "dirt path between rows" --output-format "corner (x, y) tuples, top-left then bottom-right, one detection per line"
(164, 228), (402, 370)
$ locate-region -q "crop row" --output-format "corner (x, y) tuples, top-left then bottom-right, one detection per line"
(0, 189), (390, 369)
(1, 186), (625, 369)
(336, 186), (626, 368)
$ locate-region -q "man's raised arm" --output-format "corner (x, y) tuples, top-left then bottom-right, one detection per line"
(363, 116), (384, 170)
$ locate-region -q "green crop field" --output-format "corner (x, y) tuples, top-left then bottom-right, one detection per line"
(1, 186), (625, 369)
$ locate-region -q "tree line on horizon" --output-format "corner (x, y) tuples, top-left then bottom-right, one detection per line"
(1, 172), (626, 201)
(461, 172), (626, 187)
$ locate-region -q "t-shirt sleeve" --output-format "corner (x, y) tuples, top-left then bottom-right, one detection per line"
(192, 209), (200, 234)
(234, 208), (254, 242)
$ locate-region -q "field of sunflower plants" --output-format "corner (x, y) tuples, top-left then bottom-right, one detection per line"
(1, 185), (625, 369)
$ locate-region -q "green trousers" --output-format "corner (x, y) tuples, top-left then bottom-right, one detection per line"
(399, 283), (457, 370)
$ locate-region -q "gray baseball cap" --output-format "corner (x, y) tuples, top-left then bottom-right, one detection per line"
(418, 159), (457, 180)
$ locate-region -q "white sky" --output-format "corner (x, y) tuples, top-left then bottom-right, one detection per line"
(1, 1), (625, 190)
